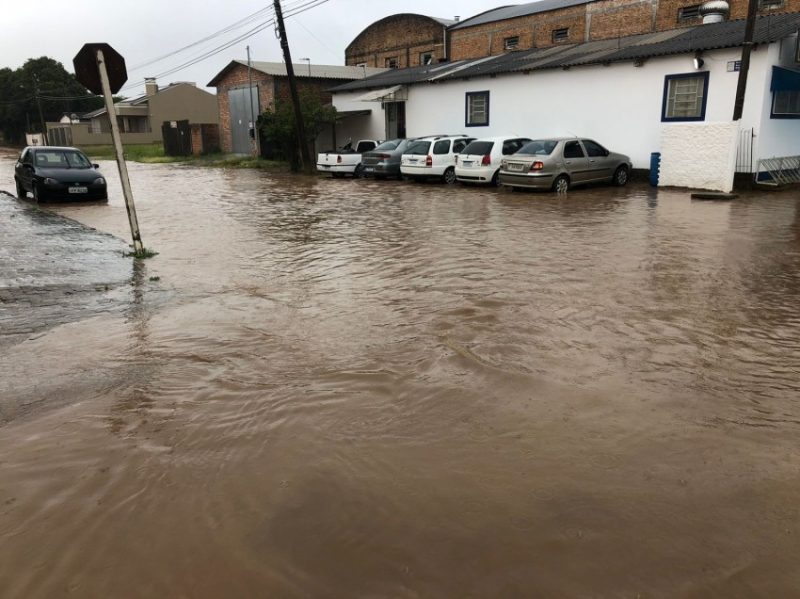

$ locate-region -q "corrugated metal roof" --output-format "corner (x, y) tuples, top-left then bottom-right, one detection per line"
(450, 0), (594, 30)
(332, 13), (800, 92)
(246, 61), (386, 80)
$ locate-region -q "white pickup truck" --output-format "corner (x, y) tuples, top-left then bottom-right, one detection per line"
(316, 139), (380, 178)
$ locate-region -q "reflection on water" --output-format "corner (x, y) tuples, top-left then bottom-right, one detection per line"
(2, 157), (800, 596)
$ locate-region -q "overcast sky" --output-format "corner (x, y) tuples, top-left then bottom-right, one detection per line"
(4, 0), (519, 96)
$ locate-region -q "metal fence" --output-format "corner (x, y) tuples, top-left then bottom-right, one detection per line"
(735, 127), (754, 173)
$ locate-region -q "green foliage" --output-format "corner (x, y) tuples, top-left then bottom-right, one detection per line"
(0, 57), (106, 144)
(258, 90), (337, 171)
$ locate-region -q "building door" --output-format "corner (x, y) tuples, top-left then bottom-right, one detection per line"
(229, 85), (259, 154)
(384, 102), (406, 139)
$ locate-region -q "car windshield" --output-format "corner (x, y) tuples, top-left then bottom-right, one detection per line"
(518, 140), (558, 156)
(462, 141), (494, 155)
(374, 140), (401, 151)
(34, 150), (92, 168)
(405, 141), (431, 155)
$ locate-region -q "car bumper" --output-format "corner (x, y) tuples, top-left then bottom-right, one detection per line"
(38, 181), (108, 200)
(316, 164), (354, 174)
(362, 163), (398, 176)
(455, 165), (494, 183)
(499, 172), (554, 189)
(401, 165), (443, 177)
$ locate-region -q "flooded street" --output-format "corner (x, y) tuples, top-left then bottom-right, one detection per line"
(1, 150), (800, 596)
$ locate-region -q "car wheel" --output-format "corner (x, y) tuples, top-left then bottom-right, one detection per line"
(353, 164), (365, 178)
(613, 166), (629, 187)
(443, 167), (456, 184)
(15, 178), (25, 199)
(32, 182), (41, 201)
(491, 170), (501, 187)
(552, 174), (570, 193)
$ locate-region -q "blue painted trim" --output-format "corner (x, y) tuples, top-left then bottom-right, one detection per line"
(465, 91), (490, 127)
(770, 90), (800, 119)
(661, 71), (709, 122)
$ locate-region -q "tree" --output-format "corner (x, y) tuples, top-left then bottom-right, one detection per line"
(258, 89), (337, 171)
(0, 57), (105, 144)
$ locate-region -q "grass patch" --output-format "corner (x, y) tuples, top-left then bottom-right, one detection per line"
(123, 247), (159, 259)
(81, 144), (288, 170)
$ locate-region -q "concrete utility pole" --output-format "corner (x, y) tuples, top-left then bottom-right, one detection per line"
(246, 45), (260, 157)
(732, 0), (759, 120)
(273, 0), (312, 171)
(33, 76), (49, 145)
(97, 49), (144, 255)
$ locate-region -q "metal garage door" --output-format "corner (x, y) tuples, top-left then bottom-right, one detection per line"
(228, 85), (259, 154)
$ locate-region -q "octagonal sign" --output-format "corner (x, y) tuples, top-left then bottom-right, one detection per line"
(73, 43), (127, 95)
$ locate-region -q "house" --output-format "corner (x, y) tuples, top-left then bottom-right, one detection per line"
(329, 11), (800, 191)
(345, 14), (456, 68)
(207, 60), (386, 154)
(46, 79), (219, 148)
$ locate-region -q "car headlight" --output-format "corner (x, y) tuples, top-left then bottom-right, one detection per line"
(44, 177), (59, 185)
(93, 177), (106, 185)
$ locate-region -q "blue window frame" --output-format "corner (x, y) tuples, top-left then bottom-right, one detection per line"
(465, 91), (490, 127)
(661, 72), (709, 122)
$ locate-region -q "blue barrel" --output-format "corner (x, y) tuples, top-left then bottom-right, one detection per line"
(649, 152), (661, 187)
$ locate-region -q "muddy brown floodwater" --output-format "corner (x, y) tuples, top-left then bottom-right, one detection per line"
(1, 154), (800, 597)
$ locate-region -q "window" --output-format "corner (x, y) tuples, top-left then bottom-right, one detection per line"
(504, 36), (520, 50)
(563, 141), (585, 159)
(661, 72), (709, 121)
(433, 140), (451, 155)
(356, 62), (367, 67)
(465, 91), (490, 127)
(582, 140), (608, 157)
(759, 0), (784, 8)
(420, 51), (433, 65)
(520, 139), (558, 155)
(771, 90), (800, 118)
(453, 138), (471, 153)
(678, 5), (701, 20)
(502, 138), (530, 154)
(385, 57), (398, 69)
(552, 28), (569, 43)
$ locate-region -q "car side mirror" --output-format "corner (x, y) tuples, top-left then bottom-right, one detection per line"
(93, 163), (100, 169)
(604, 150), (609, 157)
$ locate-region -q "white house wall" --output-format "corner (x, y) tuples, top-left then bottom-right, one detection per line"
(402, 47), (769, 169)
(756, 36), (800, 160)
(330, 94), (386, 147)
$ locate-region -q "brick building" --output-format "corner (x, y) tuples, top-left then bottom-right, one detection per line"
(345, 13), (456, 69)
(447, 0), (800, 59)
(207, 60), (385, 153)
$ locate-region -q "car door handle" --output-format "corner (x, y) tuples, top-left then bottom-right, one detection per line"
(565, 160), (572, 164)
(589, 159), (596, 163)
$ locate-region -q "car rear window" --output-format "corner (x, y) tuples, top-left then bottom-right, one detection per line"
(462, 141), (494, 155)
(374, 140), (401, 151)
(35, 150), (91, 168)
(406, 141), (431, 155)
(519, 140), (558, 156)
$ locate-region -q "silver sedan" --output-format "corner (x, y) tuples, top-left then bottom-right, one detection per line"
(499, 138), (632, 192)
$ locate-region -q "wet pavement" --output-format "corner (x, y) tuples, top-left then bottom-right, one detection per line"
(1, 146), (800, 597)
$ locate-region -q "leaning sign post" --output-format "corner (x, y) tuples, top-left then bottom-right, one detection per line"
(73, 43), (144, 255)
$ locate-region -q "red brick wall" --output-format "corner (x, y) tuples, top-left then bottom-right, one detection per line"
(448, 0), (800, 60)
(346, 14), (448, 67)
(214, 64), (275, 153)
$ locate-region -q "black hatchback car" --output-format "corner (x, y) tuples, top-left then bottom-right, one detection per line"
(14, 146), (107, 201)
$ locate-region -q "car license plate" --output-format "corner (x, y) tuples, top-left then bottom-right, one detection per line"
(409, 159), (418, 164)
(507, 163), (525, 172)
(462, 161), (474, 167)
(68, 186), (88, 194)
(364, 167), (374, 172)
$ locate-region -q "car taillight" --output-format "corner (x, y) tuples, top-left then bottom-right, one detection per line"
(425, 155), (432, 167)
(377, 153), (390, 160)
(455, 155), (459, 164)
(337, 155), (342, 164)
(530, 161), (544, 171)
(481, 154), (491, 166)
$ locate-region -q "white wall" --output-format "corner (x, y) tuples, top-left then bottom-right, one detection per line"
(329, 92), (386, 148)
(756, 36), (800, 161)
(659, 122), (739, 191)
(331, 40), (795, 172)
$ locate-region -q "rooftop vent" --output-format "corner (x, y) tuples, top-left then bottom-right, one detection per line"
(454, 15), (460, 22)
(699, 0), (730, 23)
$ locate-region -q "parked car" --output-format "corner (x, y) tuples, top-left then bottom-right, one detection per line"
(499, 138), (632, 192)
(316, 139), (380, 178)
(455, 136), (531, 186)
(400, 135), (475, 183)
(360, 139), (415, 179)
(14, 146), (107, 201)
